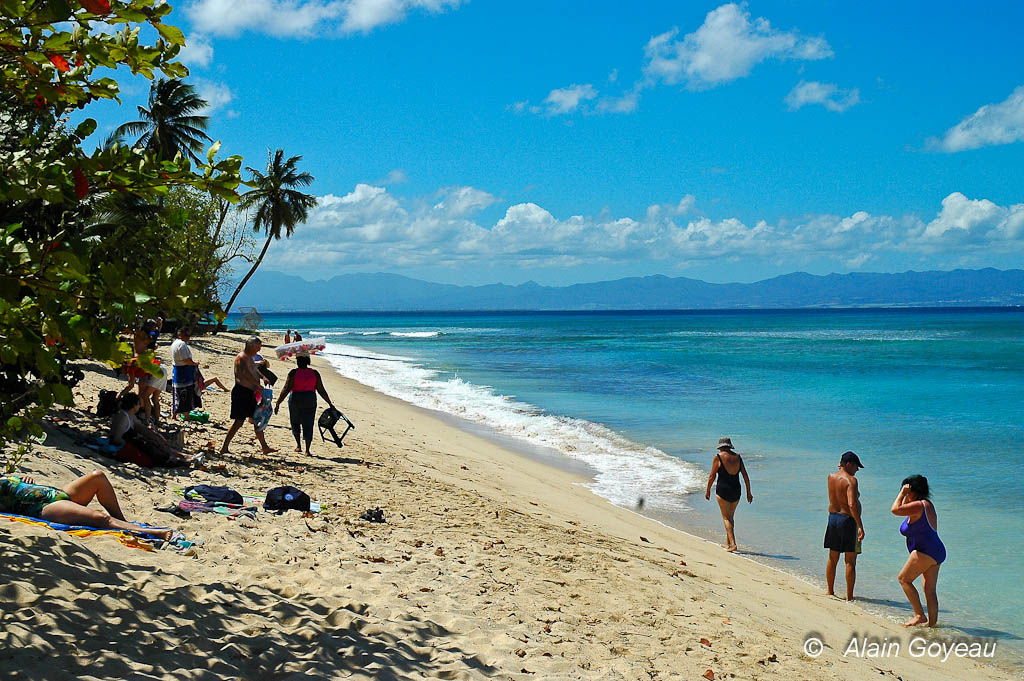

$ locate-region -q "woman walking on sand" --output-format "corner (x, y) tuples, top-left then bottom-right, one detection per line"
(705, 436), (753, 552)
(274, 354), (336, 455)
(891, 475), (946, 626)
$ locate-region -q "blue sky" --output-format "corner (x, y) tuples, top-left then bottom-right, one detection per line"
(88, 0), (1024, 285)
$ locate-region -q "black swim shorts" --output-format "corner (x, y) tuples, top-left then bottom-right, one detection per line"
(230, 385), (258, 421)
(824, 512), (858, 553)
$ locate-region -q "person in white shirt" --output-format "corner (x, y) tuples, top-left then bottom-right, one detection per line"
(170, 326), (200, 417)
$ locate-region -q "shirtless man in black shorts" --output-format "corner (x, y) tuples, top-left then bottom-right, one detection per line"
(220, 336), (278, 455)
(825, 451), (865, 600)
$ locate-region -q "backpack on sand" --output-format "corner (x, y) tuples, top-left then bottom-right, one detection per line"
(264, 485), (311, 513)
(96, 390), (119, 418)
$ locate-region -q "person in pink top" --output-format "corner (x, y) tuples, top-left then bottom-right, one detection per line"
(274, 355), (335, 455)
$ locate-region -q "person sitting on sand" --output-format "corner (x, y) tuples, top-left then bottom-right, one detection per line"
(891, 475), (946, 627)
(704, 437), (753, 552)
(825, 451), (865, 600)
(220, 336), (277, 455)
(110, 393), (195, 468)
(0, 470), (174, 541)
(274, 354), (336, 455)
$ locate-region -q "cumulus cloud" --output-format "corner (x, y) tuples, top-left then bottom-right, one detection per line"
(179, 33), (214, 68)
(263, 185), (1024, 274)
(643, 3), (831, 90)
(185, 0), (461, 38)
(516, 3), (833, 116)
(918, 192), (1024, 245)
(432, 186), (499, 217)
(785, 80), (859, 112)
(931, 85), (1024, 152)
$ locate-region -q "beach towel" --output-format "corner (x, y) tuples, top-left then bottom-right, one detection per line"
(0, 512), (178, 552)
(177, 499), (258, 520)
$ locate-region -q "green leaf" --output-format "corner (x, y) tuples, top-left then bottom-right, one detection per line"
(51, 384), (73, 406)
(42, 32), (73, 50)
(206, 140), (221, 163)
(75, 118), (98, 138)
(134, 292), (152, 303)
(155, 22), (185, 46)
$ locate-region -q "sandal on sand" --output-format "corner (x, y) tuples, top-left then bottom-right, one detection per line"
(153, 503), (191, 519)
(358, 507), (386, 523)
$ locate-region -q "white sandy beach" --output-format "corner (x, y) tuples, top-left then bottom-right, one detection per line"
(0, 331), (1018, 681)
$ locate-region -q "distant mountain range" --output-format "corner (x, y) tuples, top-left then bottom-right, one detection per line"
(230, 268), (1024, 312)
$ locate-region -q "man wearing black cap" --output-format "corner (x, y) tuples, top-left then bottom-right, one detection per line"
(825, 451), (865, 600)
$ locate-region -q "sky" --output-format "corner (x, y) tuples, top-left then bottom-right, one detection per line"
(85, 0), (1024, 285)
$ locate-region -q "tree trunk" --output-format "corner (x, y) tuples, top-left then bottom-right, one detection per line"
(222, 231), (274, 320)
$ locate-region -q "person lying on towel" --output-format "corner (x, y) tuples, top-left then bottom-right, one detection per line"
(0, 470), (174, 541)
(110, 393), (194, 467)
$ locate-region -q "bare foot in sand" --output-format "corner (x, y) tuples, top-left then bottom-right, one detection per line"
(294, 446), (302, 453)
(262, 446), (280, 454)
(904, 615), (928, 627)
(725, 544), (737, 552)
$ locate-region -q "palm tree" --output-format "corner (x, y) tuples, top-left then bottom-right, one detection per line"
(114, 78), (212, 163)
(222, 149), (318, 317)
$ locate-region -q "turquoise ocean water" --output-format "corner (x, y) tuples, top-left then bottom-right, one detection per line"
(248, 308), (1023, 650)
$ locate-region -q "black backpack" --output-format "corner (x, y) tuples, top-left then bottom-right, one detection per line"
(96, 390), (119, 417)
(264, 485), (311, 513)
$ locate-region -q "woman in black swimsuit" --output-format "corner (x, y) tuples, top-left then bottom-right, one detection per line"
(704, 436), (754, 552)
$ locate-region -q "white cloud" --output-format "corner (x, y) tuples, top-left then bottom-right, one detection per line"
(785, 80), (859, 112)
(194, 78), (234, 114)
(179, 33), (214, 68)
(516, 3), (833, 116)
(264, 186), (1024, 273)
(432, 186), (498, 218)
(185, 0), (461, 37)
(596, 87), (640, 114)
(919, 192), (1024, 245)
(931, 85), (1024, 152)
(643, 3), (831, 90)
(374, 168), (409, 185)
(542, 84), (598, 115)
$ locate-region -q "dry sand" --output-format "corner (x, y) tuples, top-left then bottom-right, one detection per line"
(1, 332), (1018, 680)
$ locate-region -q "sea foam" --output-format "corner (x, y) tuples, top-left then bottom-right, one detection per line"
(322, 342), (704, 510)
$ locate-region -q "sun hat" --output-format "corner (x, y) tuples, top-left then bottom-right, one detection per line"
(717, 437), (735, 452)
(840, 450), (864, 469)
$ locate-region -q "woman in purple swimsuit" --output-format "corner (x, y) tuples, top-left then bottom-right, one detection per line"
(890, 474), (946, 627)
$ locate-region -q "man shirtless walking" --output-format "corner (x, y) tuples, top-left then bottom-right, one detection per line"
(220, 336), (277, 455)
(825, 451), (865, 600)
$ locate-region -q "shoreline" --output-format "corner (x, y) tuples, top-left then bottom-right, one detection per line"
(313, 333), (1023, 655)
(307, 334), (1024, 677)
(1, 331), (1019, 679)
